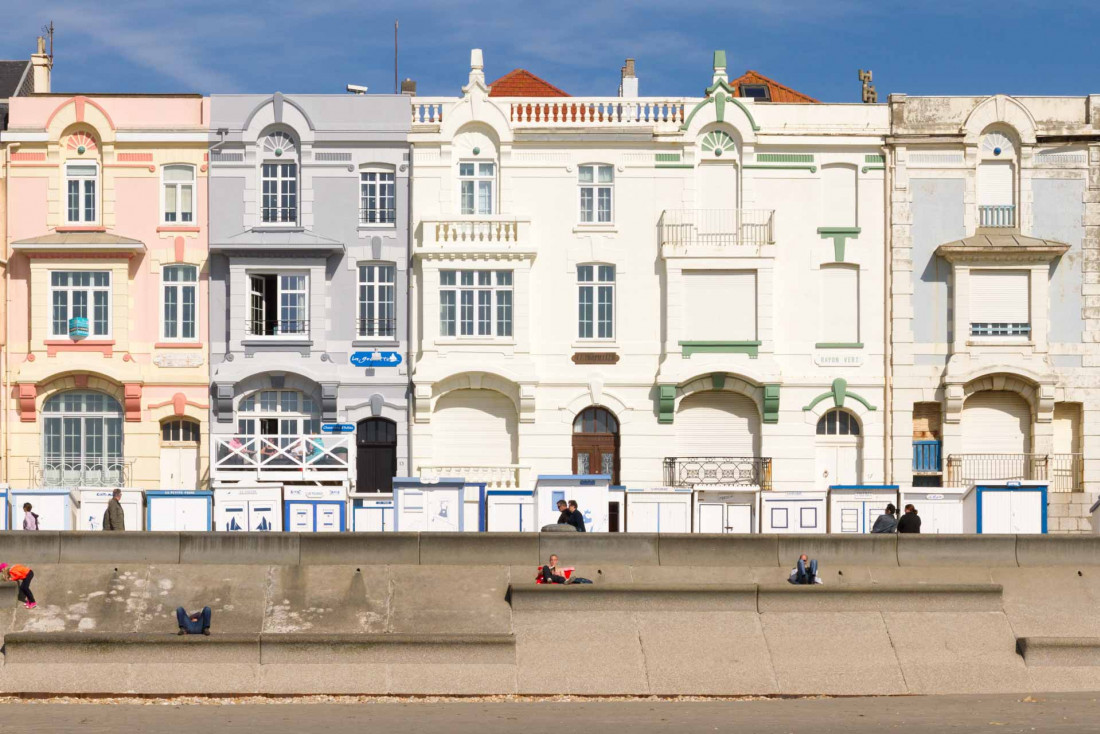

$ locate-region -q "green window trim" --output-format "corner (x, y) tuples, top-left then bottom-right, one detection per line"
(655, 164), (695, 169)
(743, 164), (817, 173)
(655, 153), (681, 163)
(864, 154), (885, 163)
(861, 165), (885, 173)
(763, 384), (780, 424)
(817, 226), (861, 262)
(756, 153), (814, 164)
(658, 384), (676, 424)
(815, 342), (864, 349)
(679, 340), (761, 358)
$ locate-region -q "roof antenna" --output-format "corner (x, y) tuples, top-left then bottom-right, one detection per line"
(859, 69), (877, 103)
(41, 21), (54, 60)
(394, 19), (399, 94)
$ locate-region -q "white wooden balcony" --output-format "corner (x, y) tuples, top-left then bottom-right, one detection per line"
(213, 434), (353, 482)
(417, 464), (528, 490)
(659, 209), (775, 256)
(412, 97), (690, 133)
(416, 215), (534, 256)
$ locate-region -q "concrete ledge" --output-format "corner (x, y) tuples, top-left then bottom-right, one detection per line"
(420, 533), (539, 566)
(299, 533), (419, 565)
(539, 533), (659, 566)
(658, 534), (779, 567)
(509, 583), (757, 611)
(179, 533), (299, 565)
(0, 532), (62, 564)
(757, 583), (1004, 612)
(1016, 536), (1100, 567)
(1017, 637), (1100, 666)
(259, 633), (515, 664)
(898, 535), (1017, 567)
(2, 632), (260, 664)
(59, 532), (181, 564)
(0, 581), (17, 606)
(776, 535), (898, 567)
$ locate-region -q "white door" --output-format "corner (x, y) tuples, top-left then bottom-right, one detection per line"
(463, 497), (481, 532)
(401, 491), (426, 531)
(726, 504), (753, 533)
(658, 502), (688, 533)
(433, 390), (518, 468)
(962, 392), (1031, 455)
(161, 446), (199, 490)
(177, 497), (209, 531)
(698, 503), (723, 533)
(633, 502), (659, 532)
(316, 504), (341, 532)
(836, 503), (862, 533)
(221, 502), (248, 531)
(356, 506), (393, 532)
(287, 503), (314, 532)
(151, 497), (176, 531)
(676, 391), (760, 458)
(980, 491), (1013, 533)
(815, 443), (861, 490)
(488, 500), (528, 532)
(1011, 492), (1043, 534)
(249, 501), (278, 531)
(427, 491), (460, 532)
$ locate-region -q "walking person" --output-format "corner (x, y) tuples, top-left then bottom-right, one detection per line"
(897, 504), (922, 534)
(22, 503), (39, 531)
(0, 562), (37, 609)
(871, 503), (898, 534)
(103, 489), (125, 531)
(567, 500), (586, 533)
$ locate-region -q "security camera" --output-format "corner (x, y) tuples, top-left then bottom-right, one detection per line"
(346, 84), (368, 94)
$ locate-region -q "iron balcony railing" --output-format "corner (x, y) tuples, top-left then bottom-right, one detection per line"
(30, 459), (133, 488)
(912, 441), (942, 474)
(663, 456), (772, 491)
(244, 319), (310, 338)
(359, 208), (397, 226)
(357, 317), (396, 338)
(659, 209), (775, 249)
(946, 453), (1082, 492)
(979, 204), (1016, 228)
(213, 434), (352, 476)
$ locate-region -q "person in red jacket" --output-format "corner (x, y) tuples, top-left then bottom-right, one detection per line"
(0, 562), (36, 609)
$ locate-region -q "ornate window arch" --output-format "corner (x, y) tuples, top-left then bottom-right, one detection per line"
(816, 408), (861, 436)
(42, 390), (124, 487)
(260, 130), (299, 224)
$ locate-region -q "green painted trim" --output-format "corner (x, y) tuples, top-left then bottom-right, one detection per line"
(848, 392), (878, 411)
(802, 377), (877, 412)
(713, 50), (727, 69)
(817, 226), (862, 262)
(679, 340), (761, 358)
(756, 153), (814, 163)
(658, 384), (677, 424)
(864, 154), (885, 163)
(726, 97), (760, 131)
(815, 342), (864, 349)
(679, 92), (760, 132)
(711, 374), (726, 390)
(742, 164), (817, 173)
(763, 384), (780, 424)
(861, 165), (885, 173)
(655, 153), (681, 163)
(679, 96), (714, 132)
(655, 164), (694, 169)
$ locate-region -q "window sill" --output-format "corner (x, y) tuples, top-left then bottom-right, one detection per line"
(45, 339), (114, 345)
(815, 342), (864, 349)
(572, 224), (618, 234)
(157, 226), (200, 233)
(155, 342), (204, 349)
(436, 338), (516, 347)
(56, 226), (106, 233)
(571, 341), (619, 350)
(357, 223), (397, 230)
(242, 338), (313, 347)
(352, 338), (400, 348)
(966, 338), (1034, 347)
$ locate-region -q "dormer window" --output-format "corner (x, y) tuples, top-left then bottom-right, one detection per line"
(65, 162), (98, 224)
(739, 84), (771, 102)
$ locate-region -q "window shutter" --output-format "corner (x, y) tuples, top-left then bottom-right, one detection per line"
(961, 391), (1030, 454)
(821, 165), (857, 227)
(978, 161), (1014, 206)
(820, 267), (859, 343)
(970, 270), (1029, 324)
(684, 270), (756, 341)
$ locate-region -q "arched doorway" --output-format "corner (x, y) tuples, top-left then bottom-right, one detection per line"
(572, 407), (620, 484)
(42, 390), (124, 487)
(357, 417), (397, 493)
(814, 408), (862, 489)
(959, 390), (1032, 483)
(433, 389), (518, 468)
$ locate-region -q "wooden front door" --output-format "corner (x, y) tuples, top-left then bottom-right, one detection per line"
(572, 407), (620, 484)
(356, 418), (396, 493)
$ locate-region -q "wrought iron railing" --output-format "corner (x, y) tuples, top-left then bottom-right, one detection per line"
(357, 317), (396, 338)
(912, 441), (943, 474)
(213, 435), (352, 475)
(1050, 453), (1083, 493)
(30, 459), (134, 488)
(979, 204), (1016, 228)
(359, 208), (397, 226)
(659, 209), (775, 248)
(663, 456), (772, 490)
(945, 453), (1049, 487)
(244, 319), (310, 338)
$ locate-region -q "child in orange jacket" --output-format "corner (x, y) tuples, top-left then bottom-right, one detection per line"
(0, 563), (36, 609)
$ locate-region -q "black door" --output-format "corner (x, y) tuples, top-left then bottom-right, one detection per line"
(357, 418), (397, 493)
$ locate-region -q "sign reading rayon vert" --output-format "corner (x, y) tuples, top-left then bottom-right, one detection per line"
(350, 351), (403, 368)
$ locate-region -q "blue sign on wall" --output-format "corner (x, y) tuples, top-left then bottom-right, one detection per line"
(350, 351), (403, 367)
(322, 423), (355, 434)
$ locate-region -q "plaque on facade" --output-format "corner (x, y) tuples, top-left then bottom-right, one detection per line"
(814, 353), (864, 367)
(154, 352), (204, 368)
(572, 352), (619, 365)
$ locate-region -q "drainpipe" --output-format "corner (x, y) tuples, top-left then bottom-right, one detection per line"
(2, 141), (18, 485)
(882, 142), (893, 485)
(405, 139), (415, 480)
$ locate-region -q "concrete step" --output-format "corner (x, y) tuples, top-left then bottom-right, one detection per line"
(757, 582), (1004, 612)
(509, 583), (757, 611)
(0, 582), (17, 606)
(1017, 637), (1100, 666)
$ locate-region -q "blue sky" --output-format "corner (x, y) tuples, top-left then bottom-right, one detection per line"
(2, 0), (1098, 101)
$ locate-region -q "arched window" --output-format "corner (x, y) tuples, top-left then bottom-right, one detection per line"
(817, 408), (860, 436)
(237, 389), (319, 437)
(572, 407), (620, 482)
(459, 160), (495, 215)
(978, 130), (1017, 227)
(42, 391), (124, 486)
(260, 131), (298, 224)
(161, 419), (201, 444)
(162, 164), (196, 224)
(573, 407), (619, 434)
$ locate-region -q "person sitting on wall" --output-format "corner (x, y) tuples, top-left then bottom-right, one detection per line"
(176, 606), (212, 636)
(897, 504), (922, 534)
(788, 554), (823, 585)
(567, 500), (586, 533)
(871, 503), (898, 534)
(540, 554), (593, 585)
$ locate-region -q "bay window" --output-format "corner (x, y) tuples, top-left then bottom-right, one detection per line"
(50, 271), (111, 338)
(440, 269), (512, 338)
(42, 391), (124, 487)
(970, 269), (1030, 337)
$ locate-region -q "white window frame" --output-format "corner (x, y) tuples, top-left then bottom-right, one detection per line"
(64, 161), (99, 224)
(50, 270), (112, 339)
(577, 264), (615, 340)
(260, 161), (298, 225)
(439, 269), (513, 339)
(360, 167), (396, 226)
(358, 262), (397, 338)
(161, 418), (201, 446)
(161, 164), (196, 225)
(458, 161), (495, 215)
(161, 264), (198, 342)
(236, 390), (320, 438)
(578, 164), (614, 224)
(246, 271), (310, 338)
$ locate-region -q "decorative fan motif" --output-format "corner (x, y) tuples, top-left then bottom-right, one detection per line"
(262, 131), (297, 158)
(700, 130), (737, 157)
(66, 131), (98, 155)
(981, 131), (1015, 158)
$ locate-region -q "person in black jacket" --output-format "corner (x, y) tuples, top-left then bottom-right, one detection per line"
(555, 499), (573, 527)
(897, 504), (922, 533)
(567, 500), (586, 532)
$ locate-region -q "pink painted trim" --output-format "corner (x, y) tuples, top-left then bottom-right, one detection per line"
(45, 96), (117, 132)
(117, 153), (153, 162)
(11, 163), (56, 168)
(157, 226), (201, 233)
(17, 384), (37, 422)
(147, 396), (211, 412)
(10, 152), (45, 162)
(174, 236), (186, 261)
(22, 251), (137, 260)
(55, 226), (107, 233)
(154, 342), (203, 349)
(124, 383), (143, 421)
(45, 340), (115, 357)
(103, 164), (155, 171)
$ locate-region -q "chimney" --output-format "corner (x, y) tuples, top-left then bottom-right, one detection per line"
(31, 36), (52, 93)
(400, 78), (417, 96)
(619, 58), (638, 98)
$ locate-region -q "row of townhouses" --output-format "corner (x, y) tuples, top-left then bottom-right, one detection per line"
(1, 40), (1098, 531)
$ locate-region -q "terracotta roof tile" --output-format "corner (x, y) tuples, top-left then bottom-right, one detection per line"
(730, 70), (818, 103)
(488, 69), (569, 97)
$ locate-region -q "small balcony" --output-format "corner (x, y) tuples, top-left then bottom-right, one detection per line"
(417, 464), (527, 490)
(979, 205), (1016, 228)
(946, 453), (1082, 492)
(213, 435), (353, 482)
(663, 456), (773, 490)
(244, 319), (310, 339)
(416, 215), (534, 256)
(912, 441), (942, 474)
(357, 318), (397, 339)
(659, 209), (775, 253)
(30, 459), (134, 488)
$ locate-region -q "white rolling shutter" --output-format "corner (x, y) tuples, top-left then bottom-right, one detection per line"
(821, 165), (857, 227)
(433, 389), (518, 465)
(970, 270), (1029, 333)
(961, 391), (1031, 454)
(684, 270), (756, 341)
(820, 266), (859, 343)
(697, 163), (738, 212)
(676, 391), (760, 456)
(1053, 403), (1081, 454)
(978, 161), (1014, 206)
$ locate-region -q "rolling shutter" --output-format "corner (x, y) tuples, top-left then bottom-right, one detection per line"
(676, 391), (760, 457)
(970, 270), (1029, 325)
(978, 161), (1014, 206)
(820, 266), (859, 343)
(433, 389), (518, 465)
(961, 391), (1031, 454)
(684, 270), (756, 341)
(821, 165), (857, 227)
(1053, 403), (1081, 454)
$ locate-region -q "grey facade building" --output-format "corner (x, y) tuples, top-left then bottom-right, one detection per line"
(208, 92), (411, 500)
